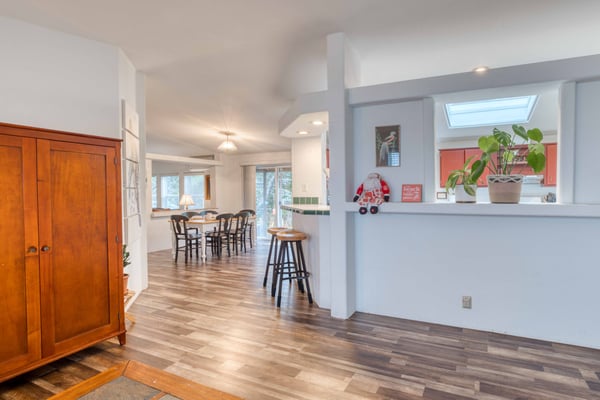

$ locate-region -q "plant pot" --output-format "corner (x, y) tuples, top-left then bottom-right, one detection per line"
(123, 273), (129, 296)
(487, 175), (523, 204)
(454, 185), (476, 203)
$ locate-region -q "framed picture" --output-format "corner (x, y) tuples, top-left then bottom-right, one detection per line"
(375, 125), (400, 167)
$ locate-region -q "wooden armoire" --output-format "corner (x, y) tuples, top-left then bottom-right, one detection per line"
(0, 122), (125, 383)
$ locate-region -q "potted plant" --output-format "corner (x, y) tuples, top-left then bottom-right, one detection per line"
(478, 125), (546, 203)
(123, 244), (131, 295)
(445, 156), (485, 203)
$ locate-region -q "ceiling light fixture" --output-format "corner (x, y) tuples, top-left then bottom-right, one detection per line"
(298, 130), (309, 135)
(311, 120), (324, 126)
(473, 66), (489, 74)
(217, 132), (238, 152)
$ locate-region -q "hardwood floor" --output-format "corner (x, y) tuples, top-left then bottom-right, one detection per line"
(2, 242), (600, 399)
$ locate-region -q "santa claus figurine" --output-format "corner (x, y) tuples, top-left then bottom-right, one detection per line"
(353, 172), (390, 214)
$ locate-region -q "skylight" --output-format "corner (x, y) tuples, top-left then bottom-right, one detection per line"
(445, 95), (538, 128)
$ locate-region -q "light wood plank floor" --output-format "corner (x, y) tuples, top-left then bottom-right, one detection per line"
(2, 242), (600, 399)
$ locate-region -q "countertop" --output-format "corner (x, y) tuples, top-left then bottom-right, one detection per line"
(281, 204), (330, 215)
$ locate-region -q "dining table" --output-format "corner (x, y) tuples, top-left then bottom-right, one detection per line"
(170, 215), (255, 262)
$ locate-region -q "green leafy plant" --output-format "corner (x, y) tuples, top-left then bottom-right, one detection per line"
(445, 156), (485, 196)
(478, 125), (546, 175)
(123, 244), (131, 269)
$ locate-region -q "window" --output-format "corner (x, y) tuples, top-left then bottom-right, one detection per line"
(160, 175), (180, 209)
(255, 167), (292, 239)
(445, 95), (538, 128)
(151, 176), (157, 208)
(184, 174), (205, 207)
(152, 173), (206, 209)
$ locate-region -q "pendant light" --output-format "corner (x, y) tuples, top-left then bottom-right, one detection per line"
(217, 132), (238, 153)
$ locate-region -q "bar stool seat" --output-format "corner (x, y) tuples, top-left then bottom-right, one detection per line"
(274, 229), (313, 308)
(264, 227), (287, 288)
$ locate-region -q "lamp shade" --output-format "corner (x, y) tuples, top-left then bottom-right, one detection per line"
(217, 134), (237, 152)
(179, 194), (195, 210)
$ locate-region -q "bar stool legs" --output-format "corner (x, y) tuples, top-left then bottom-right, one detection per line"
(274, 229), (313, 308)
(264, 227), (286, 288)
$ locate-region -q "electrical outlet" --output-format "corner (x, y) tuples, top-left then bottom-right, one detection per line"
(462, 296), (472, 309)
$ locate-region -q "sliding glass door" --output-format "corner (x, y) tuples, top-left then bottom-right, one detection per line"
(255, 167), (292, 239)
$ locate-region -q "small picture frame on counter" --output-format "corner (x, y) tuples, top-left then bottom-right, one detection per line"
(402, 184), (422, 202)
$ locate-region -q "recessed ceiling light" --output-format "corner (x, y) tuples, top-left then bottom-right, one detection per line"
(298, 130), (309, 135)
(311, 120), (324, 126)
(473, 66), (489, 74)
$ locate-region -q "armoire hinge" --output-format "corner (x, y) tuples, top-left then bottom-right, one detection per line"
(114, 157), (118, 165)
(116, 235), (120, 243)
(117, 312), (121, 322)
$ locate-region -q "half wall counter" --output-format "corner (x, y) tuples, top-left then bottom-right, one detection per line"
(281, 204), (331, 309)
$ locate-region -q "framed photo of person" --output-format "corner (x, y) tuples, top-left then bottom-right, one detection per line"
(375, 125), (400, 167)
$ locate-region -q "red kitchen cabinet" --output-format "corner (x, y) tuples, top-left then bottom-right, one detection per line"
(544, 143), (557, 186)
(439, 149), (465, 188)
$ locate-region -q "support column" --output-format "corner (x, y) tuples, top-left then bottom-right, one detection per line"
(327, 33), (359, 319)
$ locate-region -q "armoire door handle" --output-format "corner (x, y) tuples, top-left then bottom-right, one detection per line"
(27, 246), (38, 253)
(41, 245), (51, 252)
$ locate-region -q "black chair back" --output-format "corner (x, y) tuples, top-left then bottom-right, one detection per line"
(233, 211), (249, 234)
(181, 211), (199, 218)
(199, 210), (218, 216)
(170, 215), (189, 236)
(215, 213), (234, 235)
(239, 208), (256, 216)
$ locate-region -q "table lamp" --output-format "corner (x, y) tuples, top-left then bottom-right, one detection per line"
(179, 194), (195, 210)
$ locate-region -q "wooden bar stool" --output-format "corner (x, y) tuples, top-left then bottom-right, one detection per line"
(264, 227), (286, 288)
(274, 229), (313, 308)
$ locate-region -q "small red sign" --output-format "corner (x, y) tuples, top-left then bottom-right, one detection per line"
(402, 184), (422, 202)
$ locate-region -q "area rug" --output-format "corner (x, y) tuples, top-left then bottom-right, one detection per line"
(48, 360), (242, 400)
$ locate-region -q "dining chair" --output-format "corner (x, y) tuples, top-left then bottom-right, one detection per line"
(204, 213), (234, 257)
(230, 211), (250, 255)
(239, 209), (256, 249)
(181, 211), (200, 234)
(199, 210), (218, 216)
(170, 215), (201, 262)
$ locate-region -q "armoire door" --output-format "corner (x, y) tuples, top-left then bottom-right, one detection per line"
(0, 134), (42, 376)
(37, 139), (121, 357)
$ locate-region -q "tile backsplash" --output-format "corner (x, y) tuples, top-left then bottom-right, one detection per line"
(292, 196), (319, 205)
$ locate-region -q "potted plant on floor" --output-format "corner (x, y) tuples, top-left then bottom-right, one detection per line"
(478, 124), (546, 203)
(445, 156), (485, 203)
(123, 244), (131, 296)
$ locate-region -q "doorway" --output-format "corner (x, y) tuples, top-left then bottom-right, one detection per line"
(255, 167), (292, 239)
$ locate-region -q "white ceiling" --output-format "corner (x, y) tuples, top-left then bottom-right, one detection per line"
(2, 0), (600, 156)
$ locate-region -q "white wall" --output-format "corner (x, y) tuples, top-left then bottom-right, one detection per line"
(292, 214), (331, 308)
(0, 16), (145, 295)
(350, 78), (600, 349)
(0, 17), (120, 138)
(354, 213), (600, 348)
(574, 80), (600, 204)
(291, 136), (323, 200)
(353, 100), (425, 202)
(118, 51), (147, 296)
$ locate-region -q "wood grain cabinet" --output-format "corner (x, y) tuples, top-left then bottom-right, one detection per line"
(0, 122), (125, 383)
